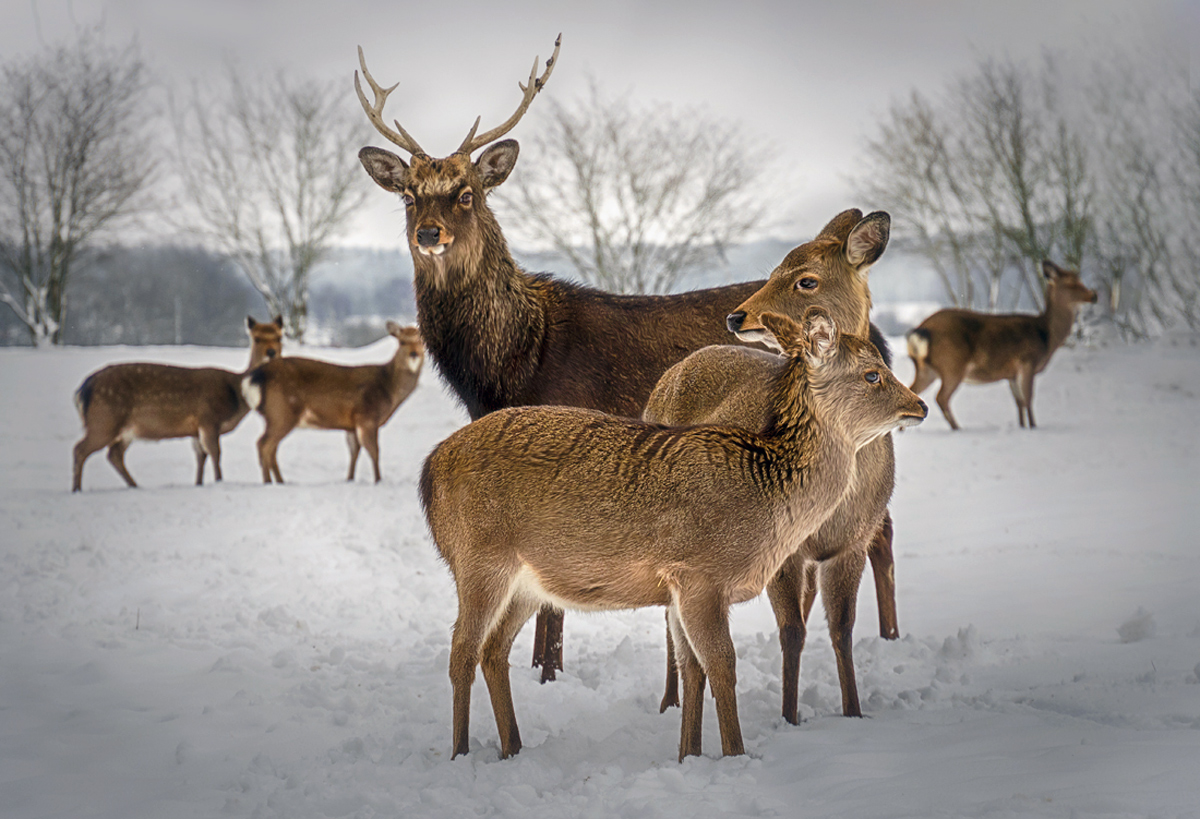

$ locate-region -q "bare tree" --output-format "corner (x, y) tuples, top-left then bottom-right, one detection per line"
(858, 55), (1094, 312)
(496, 81), (769, 294)
(0, 29), (156, 346)
(172, 65), (371, 340)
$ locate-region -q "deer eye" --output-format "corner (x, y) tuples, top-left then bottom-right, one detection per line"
(796, 277), (818, 290)
(458, 190), (473, 207)
(865, 371), (881, 384)
(402, 192), (415, 207)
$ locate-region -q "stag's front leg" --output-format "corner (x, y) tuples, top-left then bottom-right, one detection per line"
(531, 606), (563, 682)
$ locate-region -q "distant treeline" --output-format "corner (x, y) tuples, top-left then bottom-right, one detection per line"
(0, 245), (416, 348)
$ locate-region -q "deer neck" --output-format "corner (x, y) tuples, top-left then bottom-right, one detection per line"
(411, 214), (546, 416)
(759, 358), (856, 509)
(1040, 288), (1077, 353)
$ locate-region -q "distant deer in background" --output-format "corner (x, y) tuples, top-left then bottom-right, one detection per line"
(354, 37), (899, 680)
(907, 260), (1097, 430)
(72, 316), (284, 492)
(242, 322), (423, 484)
(420, 308), (927, 762)
(645, 209), (898, 723)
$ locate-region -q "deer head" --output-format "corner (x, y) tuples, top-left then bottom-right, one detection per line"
(728, 210), (890, 349)
(355, 37), (560, 278)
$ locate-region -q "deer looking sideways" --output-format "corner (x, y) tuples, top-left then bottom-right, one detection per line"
(72, 316), (284, 492)
(354, 35), (899, 680)
(645, 209), (897, 724)
(907, 260), (1097, 430)
(421, 308), (927, 762)
(242, 322), (423, 484)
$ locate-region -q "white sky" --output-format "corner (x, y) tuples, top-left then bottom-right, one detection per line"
(1, 0), (1195, 247)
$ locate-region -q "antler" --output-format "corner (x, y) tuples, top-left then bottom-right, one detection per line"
(455, 34), (561, 156)
(355, 46), (426, 157)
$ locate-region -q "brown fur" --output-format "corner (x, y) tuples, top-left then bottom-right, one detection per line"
(71, 316), (284, 492)
(421, 308), (927, 762)
(244, 322), (423, 483)
(907, 260), (1097, 430)
(361, 129), (897, 680)
(644, 210), (900, 723)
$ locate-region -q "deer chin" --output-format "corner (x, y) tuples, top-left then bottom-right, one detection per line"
(417, 241), (452, 258)
(735, 328), (782, 352)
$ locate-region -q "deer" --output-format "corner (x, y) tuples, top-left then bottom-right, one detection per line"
(354, 36), (900, 680)
(71, 316), (284, 492)
(242, 321), (423, 484)
(644, 209), (899, 724)
(420, 307), (927, 762)
(907, 260), (1097, 430)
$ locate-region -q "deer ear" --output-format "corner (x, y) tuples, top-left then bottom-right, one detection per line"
(359, 146), (410, 193)
(385, 320), (402, 337)
(817, 209), (864, 241)
(246, 315), (256, 331)
(845, 211), (890, 271)
(759, 312), (804, 355)
(1042, 259), (1062, 281)
(475, 140), (519, 189)
(801, 306), (837, 364)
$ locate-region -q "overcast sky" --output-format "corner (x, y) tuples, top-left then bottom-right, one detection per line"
(2, 0), (1196, 247)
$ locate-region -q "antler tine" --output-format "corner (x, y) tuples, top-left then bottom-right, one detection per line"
(355, 46), (426, 157)
(455, 33), (561, 156)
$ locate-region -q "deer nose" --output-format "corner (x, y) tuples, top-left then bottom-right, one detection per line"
(416, 227), (441, 247)
(726, 311), (746, 333)
(266, 348), (277, 359)
(917, 398), (928, 416)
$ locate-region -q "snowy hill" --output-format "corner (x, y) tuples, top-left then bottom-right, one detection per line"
(1, 335), (1198, 818)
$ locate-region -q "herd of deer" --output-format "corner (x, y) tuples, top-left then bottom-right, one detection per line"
(68, 35), (1099, 763)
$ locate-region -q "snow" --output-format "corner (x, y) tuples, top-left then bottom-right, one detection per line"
(1, 334), (1198, 819)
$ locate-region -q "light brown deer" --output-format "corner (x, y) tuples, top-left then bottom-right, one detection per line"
(354, 39), (901, 680)
(907, 260), (1097, 430)
(420, 308), (927, 762)
(645, 209), (899, 724)
(72, 316), (284, 492)
(243, 322), (423, 484)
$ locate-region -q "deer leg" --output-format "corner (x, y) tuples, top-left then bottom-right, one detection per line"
(908, 360), (938, 395)
(766, 556), (808, 725)
(357, 424), (382, 483)
(448, 564), (517, 759)
(106, 439), (138, 488)
(675, 588), (743, 758)
(1019, 367), (1037, 429)
(531, 606), (564, 683)
(192, 438), (208, 485)
(821, 549), (866, 717)
(660, 610), (680, 712)
(668, 606), (706, 761)
(73, 432), (111, 492)
(345, 431), (361, 481)
(867, 512), (899, 639)
(479, 594), (539, 760)
(198, 425), (223, 483)
(934, 371), (964, 430)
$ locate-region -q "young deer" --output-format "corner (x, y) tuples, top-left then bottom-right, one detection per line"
(907, 260), (1097, 430)
(645, 209), (899, 723)
(243, 322), (423, 484)
(354, 39), (899, 679)
(421, 308), (927, 762)
(72, 316), (284, 492)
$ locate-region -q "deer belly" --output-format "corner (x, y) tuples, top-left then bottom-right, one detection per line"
(296, 408), (347, 430)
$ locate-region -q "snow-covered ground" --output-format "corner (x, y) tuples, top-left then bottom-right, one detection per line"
(1, 333), (1198, 819)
